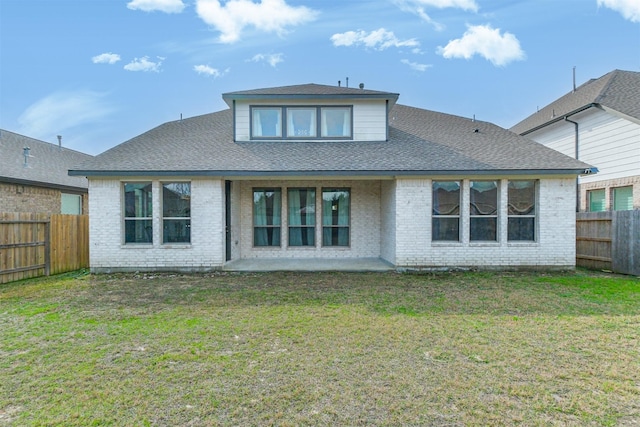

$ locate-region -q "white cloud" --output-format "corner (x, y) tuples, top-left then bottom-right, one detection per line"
(437, 24), (525, 66)
(124, 56), (164, 72)
(401, 59), (432, 71)
(194, 65), (229, 77)
(331, 28), (420, 50)
(394, 0), (478, 29)
(195, 0), (318, 44)
(91, 53), (121, 64)
(127, 0), (185, 13)
(248, 53), (284, 67)
(17, 90), (115, 138)
(597, 0), (640, 22)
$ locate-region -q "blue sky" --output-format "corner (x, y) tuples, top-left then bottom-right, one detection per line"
(1, 0), (638, 155)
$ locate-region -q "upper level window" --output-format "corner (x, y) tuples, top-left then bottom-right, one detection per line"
(321, 107), (351, 137)
(251, 106), (352, 140)
(253, 108), (282, 137)
(588, 189), (606, 212)
(613, 186), (633, 211)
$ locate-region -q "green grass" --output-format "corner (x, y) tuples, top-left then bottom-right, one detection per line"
(1, 269), (639, 426)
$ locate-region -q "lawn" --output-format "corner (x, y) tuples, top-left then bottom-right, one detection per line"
(1, 270), (639, 426)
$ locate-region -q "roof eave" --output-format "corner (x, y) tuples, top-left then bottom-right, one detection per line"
(0, 176), (88, 192)
(517, 103), (599, 136)
(70, 168), (595, 178)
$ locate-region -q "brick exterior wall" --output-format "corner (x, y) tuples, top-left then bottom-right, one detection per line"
(0, 182), (88, 214)
(88, 178), (224, 273)
(88, 176), (578, 272)
(236, 180), (381, 259)
(392, 177), (577, 269)
(579, 176), (640, 211)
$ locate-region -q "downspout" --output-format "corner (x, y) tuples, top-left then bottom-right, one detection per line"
(564, 116), (580, 212)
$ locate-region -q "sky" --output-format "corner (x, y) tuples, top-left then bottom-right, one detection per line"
(1, 0), (639, 155)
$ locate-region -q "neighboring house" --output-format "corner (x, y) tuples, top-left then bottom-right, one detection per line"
(70, 83), (592, 273)
(0, 129), (92, 214)
(511, 69), (640, 212)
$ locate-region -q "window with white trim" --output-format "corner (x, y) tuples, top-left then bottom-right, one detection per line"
(162, 182), (191, 244)
(507, 180), (536, 241)
(470, 181), (498, 241)
(124, 182), (153, 244)
(432, 181), (460, 241)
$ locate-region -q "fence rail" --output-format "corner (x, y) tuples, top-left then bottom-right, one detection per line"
(576, 210), (640, 276)
(0, 213), (88, 284)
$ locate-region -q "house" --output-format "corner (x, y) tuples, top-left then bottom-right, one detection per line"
(69, 83), (593, 273)
(510, 69), (640, 212)
(0, 129), (92, 214)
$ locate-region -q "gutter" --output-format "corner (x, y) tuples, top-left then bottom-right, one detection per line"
(518, 103), (598, 136)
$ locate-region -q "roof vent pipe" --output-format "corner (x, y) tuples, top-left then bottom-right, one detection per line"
(57, 135), (62, 149)
(23, 147), (32, 168)
(346, 77), (349, 88)
(572, 66), (576, 92)
(338, 80), (341, 87)
(359, 83), (364, 89)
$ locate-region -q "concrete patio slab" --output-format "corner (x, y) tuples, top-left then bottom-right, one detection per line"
(222, 257), (394, 272)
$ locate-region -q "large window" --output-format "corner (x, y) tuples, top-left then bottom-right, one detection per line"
(124, 182), (152, 244)
(162, 182), (191, 243)
(251, 106), (352, 140)
(254, 189), (281, 246)
(322, 189), (350, 246)
(588, 189), (606, 212)
(508, 180), (536, 241)
(613, 186), (633, 211)
(288, 188), (316, 246)
(470, 181), (498, 241)
(432, 181), (460, 241)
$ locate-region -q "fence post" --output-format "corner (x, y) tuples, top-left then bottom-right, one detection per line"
(44, 221), (51, 276)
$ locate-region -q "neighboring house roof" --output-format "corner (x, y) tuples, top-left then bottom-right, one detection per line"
(510, 69), (640, 135)
(70, 84), (592, 177)
(0, 129), (92, 191)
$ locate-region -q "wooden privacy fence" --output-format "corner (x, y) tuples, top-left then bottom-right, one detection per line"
(0, 213), (89, 284)
(576, 210), (640, 276)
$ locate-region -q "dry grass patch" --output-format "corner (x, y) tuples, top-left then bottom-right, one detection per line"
(1, 270), (639, 426)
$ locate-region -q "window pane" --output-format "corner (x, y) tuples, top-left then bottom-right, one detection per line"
(61, 193), (81, 215)
(125, 219), (152, 243)
(432, 217), (459, 241)
(254, 189), (281, 246)
(163, 183), (190, 217)
(163, 219), (191, 243)
(470, 181), (497, 215)
(613, 186), (633, 211)
(288, 188), (315, 246)
(433, 181), (460, 215)
(321, 107), (351, 137)
(470, 217), (497, 241)
(508, 217), (535, 241)
(508, 181), (535, 215)
(589, 189), (606, 212)
(124, 182), (152, 218)
(287, 108), (316, 137)
(322, 189), (350, 246)
(252, 108), (282, 137)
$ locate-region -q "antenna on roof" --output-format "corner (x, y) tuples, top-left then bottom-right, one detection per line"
(572, 66), (576, 92)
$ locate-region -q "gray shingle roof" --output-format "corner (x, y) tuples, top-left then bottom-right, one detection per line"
(1, 129), (93, 190)
(510, 69), (640, 135)
(70, 99), (591, 177)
